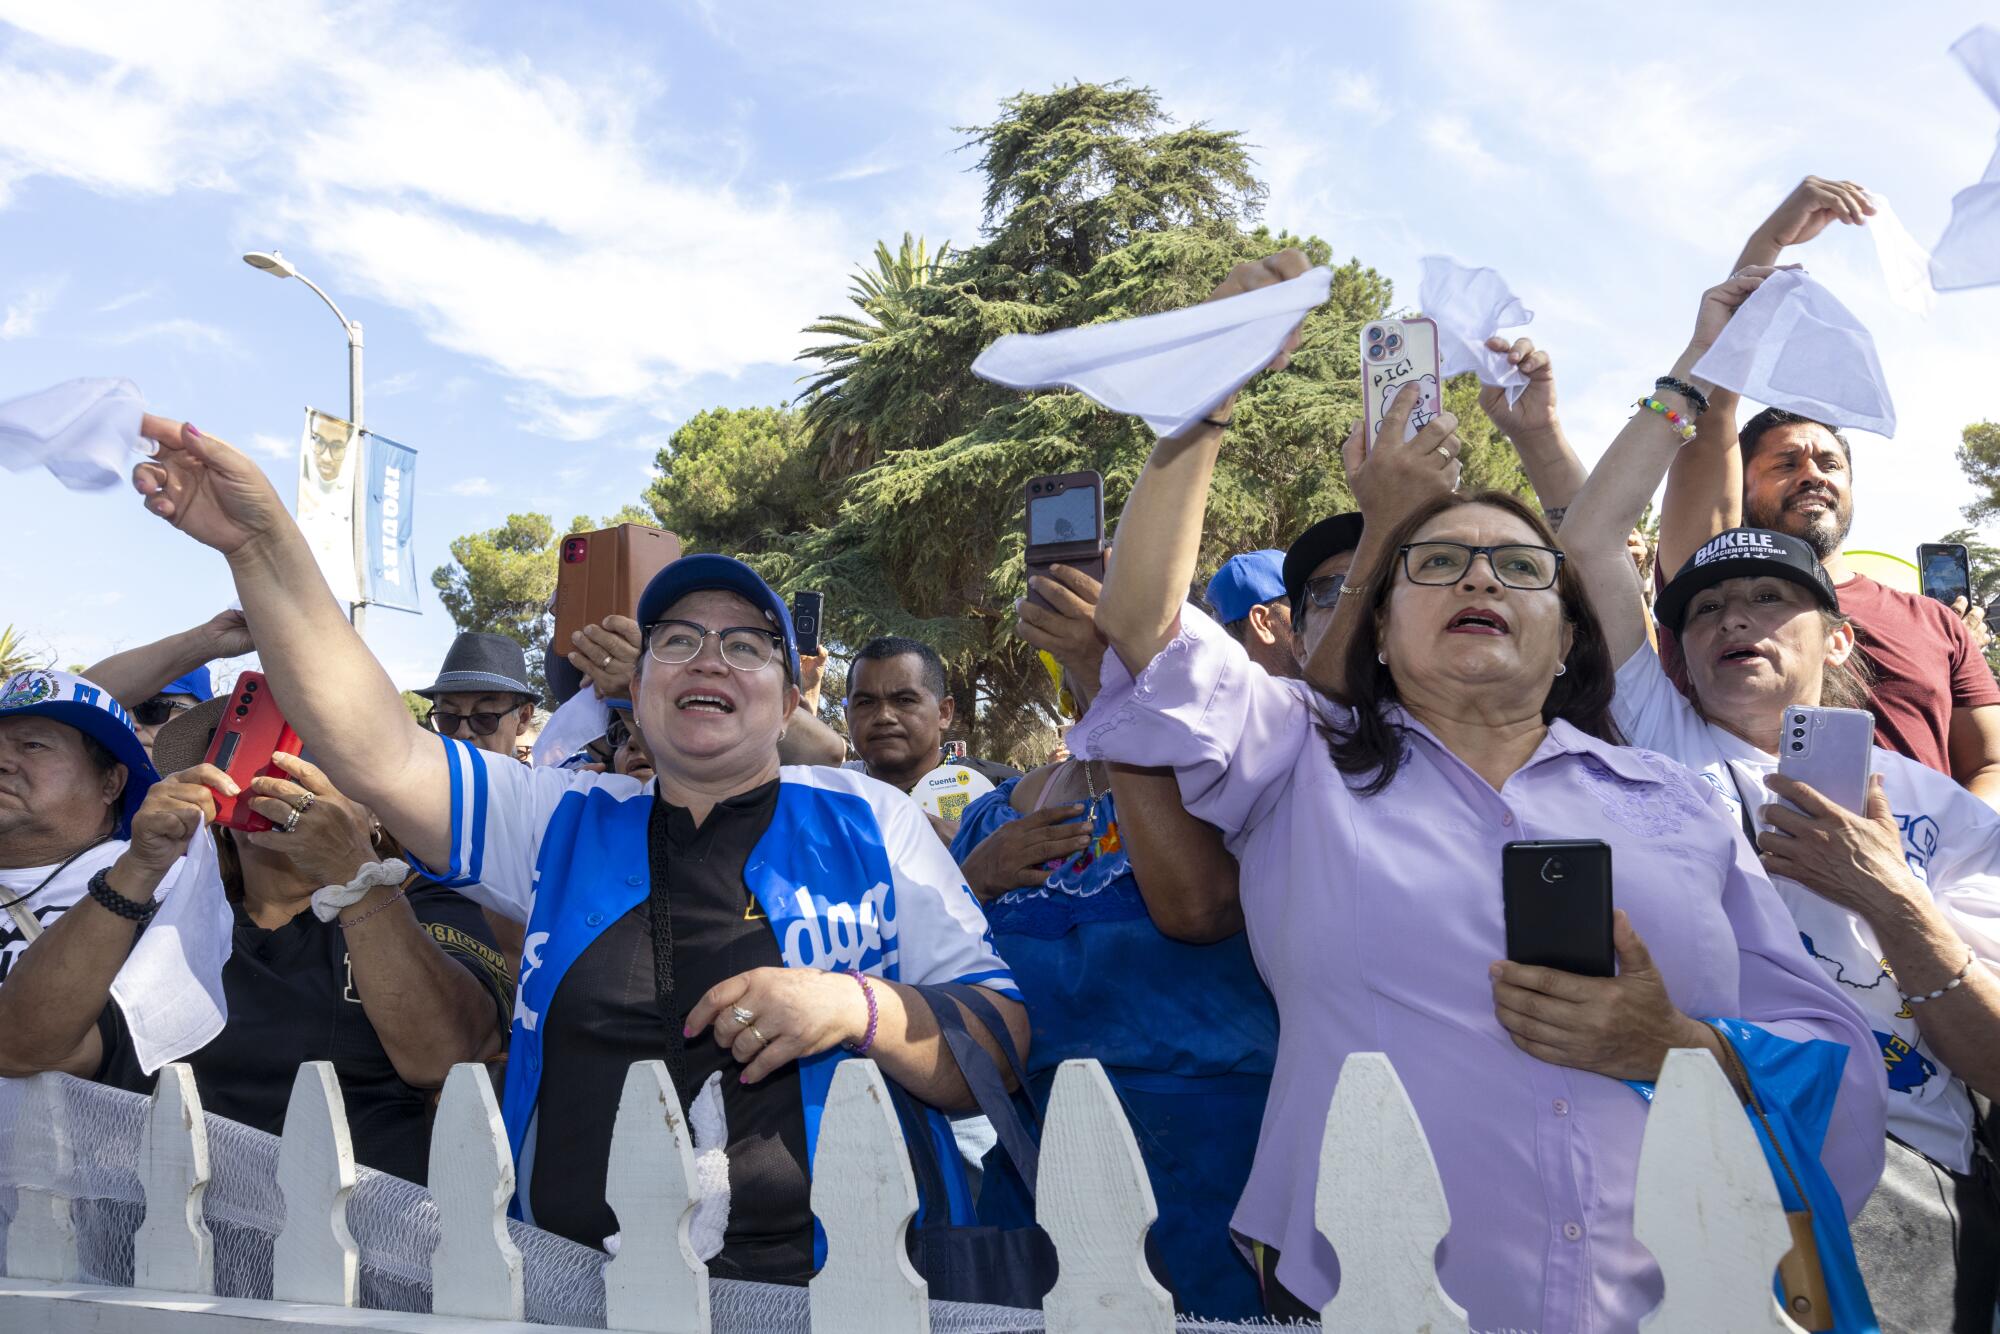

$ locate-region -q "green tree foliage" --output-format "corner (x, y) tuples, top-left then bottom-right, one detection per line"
(0, 625), (36, 678)
(401, 690), (432, 725)
(445, 81), (1535, 760)
(431, 507), (651, 696)
(1954, 421), (2000, 525)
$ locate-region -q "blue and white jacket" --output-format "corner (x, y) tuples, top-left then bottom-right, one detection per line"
(416, 740), (1021, 1221)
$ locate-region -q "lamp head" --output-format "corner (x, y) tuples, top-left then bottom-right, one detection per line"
(242, 250), (297, 280)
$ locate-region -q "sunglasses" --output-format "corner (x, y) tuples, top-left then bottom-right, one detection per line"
(1303, 573), (1347, 609)
(428, 709), (512, 737)
(134, 697), (196, 727)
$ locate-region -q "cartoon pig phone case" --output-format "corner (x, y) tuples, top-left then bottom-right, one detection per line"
(1360, 316), (1443, 455)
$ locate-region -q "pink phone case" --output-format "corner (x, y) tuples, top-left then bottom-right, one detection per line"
(1360, 317), (1443, 454)
(1776, 705), (1873, 813)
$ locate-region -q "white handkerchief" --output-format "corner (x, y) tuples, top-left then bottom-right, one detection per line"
(1419, 257), (1534, 405)
(1931, 26), (2000, 291)
(1691, 269), (1896, 437)
(1862, 194), (1936, 316)
(0, 378), (145, 490)
(110, 823), (234, 1075)
(531, 688), (611, 768)
(970, 267), (1333, 437)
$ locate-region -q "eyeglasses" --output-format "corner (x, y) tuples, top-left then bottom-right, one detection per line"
(428, 709), (511, 737)
(605, 710), (634, 751)
(1303, 573), (1347, 609)
(1398, 541), (1564, 590)
(134, 697), (196, 727)
(645, 619), (783, 672)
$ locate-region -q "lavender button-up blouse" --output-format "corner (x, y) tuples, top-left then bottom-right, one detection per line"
(1071, 607), (1884, 1334)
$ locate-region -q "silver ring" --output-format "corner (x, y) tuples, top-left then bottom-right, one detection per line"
(730, 1004), (755, 1027)
(281, 805), (304, 835)
(603, 655), (613, 669)
(293, 791), (316, 816)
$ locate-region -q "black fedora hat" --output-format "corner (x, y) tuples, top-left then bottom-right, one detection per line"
(414, 632), (540, 703)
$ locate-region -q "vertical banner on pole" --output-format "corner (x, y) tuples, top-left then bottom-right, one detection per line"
(296, 408), (362, 606)
(363, 432), (419, 612)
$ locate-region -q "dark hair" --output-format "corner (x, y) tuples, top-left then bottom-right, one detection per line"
(1740, 408), (1852, 468)
(77, 732), (119, 777)
(1320, 490), (1622, 795)
(850, 636), (947, 701)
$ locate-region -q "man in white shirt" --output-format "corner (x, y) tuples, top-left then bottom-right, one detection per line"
(0, 669), (159, 980)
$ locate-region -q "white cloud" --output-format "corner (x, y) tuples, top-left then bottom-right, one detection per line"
(1420, 114), (1503, 179)
(0, 279), (57, 338)
(446, 476), (497, 497)
(102, 317), (237, 351)
(0, 0), (856, 421)
(95, 284), (157, 314)
(246, 432), (296, 459)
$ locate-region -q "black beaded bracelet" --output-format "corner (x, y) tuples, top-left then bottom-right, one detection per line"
(1200, 413), (1234, 430)
(1653, 376), (1710, 415)
(87, 866), (158, 924)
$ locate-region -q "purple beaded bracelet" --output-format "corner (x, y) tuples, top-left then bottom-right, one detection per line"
(843, 970), (879, 1056)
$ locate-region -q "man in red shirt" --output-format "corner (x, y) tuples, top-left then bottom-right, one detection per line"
(1659, 176), (2000, 807)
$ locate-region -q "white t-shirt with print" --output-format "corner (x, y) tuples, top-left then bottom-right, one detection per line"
(1615, 644), (2000, 1172)
(0, 839), (126, 983)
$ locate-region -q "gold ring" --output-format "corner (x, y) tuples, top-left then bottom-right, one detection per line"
(750, 1025), (769, 1045)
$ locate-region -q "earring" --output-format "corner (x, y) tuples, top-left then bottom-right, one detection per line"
(1376, 652), (1388, 666)
(1555, 663), (1567, 677)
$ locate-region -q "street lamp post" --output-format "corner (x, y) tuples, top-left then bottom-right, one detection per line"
(241, 250), (369, 636)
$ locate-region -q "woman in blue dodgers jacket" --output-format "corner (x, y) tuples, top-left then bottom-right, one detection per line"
(127, 417), (1027, 1284)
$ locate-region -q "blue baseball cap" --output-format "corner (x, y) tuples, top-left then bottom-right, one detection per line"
(0, 668), (161, 838)
(158, 666), (213, 703)
(1205, 549), (1289, 624)
(636, 554), (800, 681)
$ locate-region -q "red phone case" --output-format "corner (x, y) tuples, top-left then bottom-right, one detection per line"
(201, 672), (304, 832)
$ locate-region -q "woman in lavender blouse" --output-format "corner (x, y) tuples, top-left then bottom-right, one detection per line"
(1072, 251), (1885, 1331)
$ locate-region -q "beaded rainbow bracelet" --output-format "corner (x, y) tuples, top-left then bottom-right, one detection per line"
(843, 970), (880, 1056)
(1635, 396), (1698, 442)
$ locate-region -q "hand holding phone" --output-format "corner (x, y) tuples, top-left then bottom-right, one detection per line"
(1918, 542), (1971, 607)
(1776, 705), (1872, 814)
(1360, 318), (1443, 455)
(1025, 471), (1105, 609)
(792, 590), (826, 657)
(201, 672), (304, 832)
(1502, 839), (1614, 977)
(553, 523), (683, 650)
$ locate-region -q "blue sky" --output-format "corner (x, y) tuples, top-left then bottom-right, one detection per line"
(5, 1), (2000, 691)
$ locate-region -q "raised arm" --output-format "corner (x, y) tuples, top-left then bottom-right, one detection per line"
(1094, 250), (1313, 674)
(132, 419), (453, 870)
(83, 610), (251, 709)
(0, 769), (224, 1078)
(1300, 400), (1465, 697)
(1477, 336), (1586, 522)
(1564, 270), (1775, 666)
(1659, 176), (1871, 573)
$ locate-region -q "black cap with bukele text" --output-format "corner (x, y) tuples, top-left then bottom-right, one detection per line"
(1655, 527), (1841, 633)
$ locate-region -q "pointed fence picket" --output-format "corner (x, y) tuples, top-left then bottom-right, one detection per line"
(0, 1047), (1838, 1332)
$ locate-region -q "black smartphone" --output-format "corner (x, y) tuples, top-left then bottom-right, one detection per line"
(792, 590), (825, 657)
(1024, 470), (1105, 609)
(1502, 840), (1614, 977)
(1918, 542), (1971, 607)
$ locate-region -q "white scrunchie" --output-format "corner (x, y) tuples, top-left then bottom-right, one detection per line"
(310, 859), (410, 922)
(600, 1071), (732, 1264)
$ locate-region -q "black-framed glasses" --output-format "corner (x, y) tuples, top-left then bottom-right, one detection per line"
(1398, 541), (1564, 590)
(1303, 573), (1347, 609)
(645, 619), (783, 671)
(428, 709), (510, 737)
(134, 697), (196, 727)
(605, 709), (634, 752)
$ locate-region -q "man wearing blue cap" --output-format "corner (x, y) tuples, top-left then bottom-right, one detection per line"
(1205, 549), (1298, 679)
(0, 668), (159, 979)
(130, 415), (1027, 1285)
(79, 609), (252, 760)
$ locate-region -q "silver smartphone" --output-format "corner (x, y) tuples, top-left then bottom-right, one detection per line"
(1776, 705), (1873, 813)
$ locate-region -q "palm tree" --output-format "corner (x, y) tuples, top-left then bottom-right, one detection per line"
(0, 625), (36, 678)
(797, 233), (951, 478)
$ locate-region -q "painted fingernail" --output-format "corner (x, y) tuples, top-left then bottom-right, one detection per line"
(738, 1073), (750, 1084)
(681, 1024), (694, 1037)
(184, 423), (202, 438)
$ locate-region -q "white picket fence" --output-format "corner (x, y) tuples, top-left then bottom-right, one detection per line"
(0, 1049), (1810, 1332)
